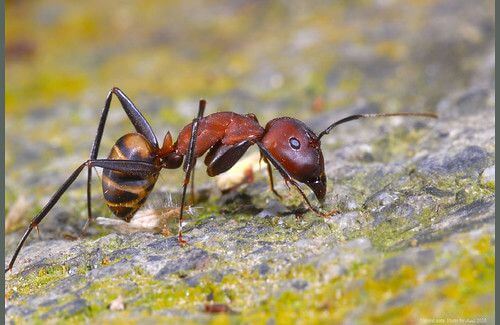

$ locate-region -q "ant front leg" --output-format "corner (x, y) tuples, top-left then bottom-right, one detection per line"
(257, 143), (339, 218)
(5, 159), (158, 273)
(261, 155), (283, 200)
(84, 87), (159, 231)
(178, 99), (206, 245)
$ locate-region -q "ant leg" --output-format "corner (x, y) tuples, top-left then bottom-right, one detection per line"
(190, 161), (196, 204)
(257, 143), (338, 218)
(262, 155), (282, 200)
(288, 180), (339, 218)
(6, 162), (88, 273)
(178, 99), (206, 245)
(85, 87), (159, 232)
(5, 159), (159, 273)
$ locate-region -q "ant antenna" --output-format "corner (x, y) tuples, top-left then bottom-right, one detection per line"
(317, 112), (437, 140)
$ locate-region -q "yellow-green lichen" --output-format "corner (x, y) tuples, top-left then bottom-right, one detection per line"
(371, 127), (430, 163)
(6, 265), (70, 297)
(8, 231), (493, 324)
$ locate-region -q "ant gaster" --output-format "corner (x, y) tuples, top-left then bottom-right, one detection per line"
(5, 88), (437, 273)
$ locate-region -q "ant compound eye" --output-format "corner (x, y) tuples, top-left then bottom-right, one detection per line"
(289, 137), (301, 149)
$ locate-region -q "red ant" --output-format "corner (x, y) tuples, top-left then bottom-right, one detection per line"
(5, 87), (437, 273)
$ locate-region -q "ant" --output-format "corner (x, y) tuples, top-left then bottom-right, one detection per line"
(5, 87), (437, 273)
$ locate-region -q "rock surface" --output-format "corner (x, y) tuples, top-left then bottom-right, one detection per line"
(6, 0), (494, 323)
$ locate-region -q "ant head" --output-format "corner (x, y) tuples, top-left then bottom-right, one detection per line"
(261, 117), (326, 202)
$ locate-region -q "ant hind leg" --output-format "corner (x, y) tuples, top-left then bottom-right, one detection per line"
(84, 88), (159, 233)
(6, 159), (158, 273)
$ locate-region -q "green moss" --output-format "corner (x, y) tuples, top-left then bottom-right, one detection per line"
(433, 176), (494, 205)
(371, 127), (428, 163)
(243, 234), (493, 324)
(416, 207), (437, 228)
(6, 265), (69, 297)
(375, 40), (408, 61)
(8, 230), (493, 323)
(484, 181), (495, 191)
(368, 217), (414, 250)
(102, 236), (125, 253)
(423, 235), (494, 318)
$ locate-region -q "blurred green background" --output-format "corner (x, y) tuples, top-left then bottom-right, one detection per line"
(7, 0), (493, 116)
(6, 0), (493, 185)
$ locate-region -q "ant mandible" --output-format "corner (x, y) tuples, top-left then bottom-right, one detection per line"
(5, 87), (437, 273)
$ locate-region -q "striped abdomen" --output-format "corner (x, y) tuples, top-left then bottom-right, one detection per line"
(102, 133), (159, 222)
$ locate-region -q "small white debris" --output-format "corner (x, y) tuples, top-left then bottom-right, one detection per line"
(109, 295), (125, 311)
(215, 152), (264, 192)
(96, 207), (181, 234)
(481, 165), (495, 185)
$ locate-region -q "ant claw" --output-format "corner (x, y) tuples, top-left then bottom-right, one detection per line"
(35, 226), (41, 239)
(322, 208), (340, 218)
(81, 218), (92, 235)
(177, 232), (188, 246)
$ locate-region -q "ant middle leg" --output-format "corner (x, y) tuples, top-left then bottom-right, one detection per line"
(84, 88), (159, 231)
(178, 99), (206, 245)
(262, 155), (283, 200)
(190, 160), (196, 204)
